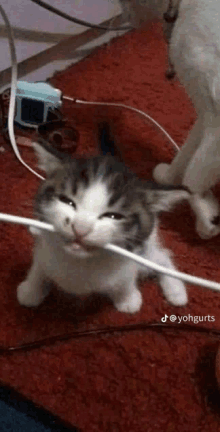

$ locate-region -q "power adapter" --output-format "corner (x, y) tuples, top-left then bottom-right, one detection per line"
(15, 81), (62, 127)
(0, 81), (62, 130)
(0, 81), (79, 151)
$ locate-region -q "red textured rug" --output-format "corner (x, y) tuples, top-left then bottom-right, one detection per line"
(1, 22), (220, 432)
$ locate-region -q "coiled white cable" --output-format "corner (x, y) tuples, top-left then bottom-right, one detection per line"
(1, 212), (220, 293)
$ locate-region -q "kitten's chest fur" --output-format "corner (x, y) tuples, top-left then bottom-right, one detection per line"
(36, 235), (138, 295)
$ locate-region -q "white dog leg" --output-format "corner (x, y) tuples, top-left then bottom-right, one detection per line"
(183, 116), (220, 238)
(153, 117), (203, 185)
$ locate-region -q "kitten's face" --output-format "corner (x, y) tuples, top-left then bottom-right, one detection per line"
(34, 141), (189, 259)
(35, 155), (154, 258)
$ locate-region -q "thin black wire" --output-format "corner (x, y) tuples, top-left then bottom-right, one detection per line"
(1, 322), (220, 355)
(29, 0), (132, 31)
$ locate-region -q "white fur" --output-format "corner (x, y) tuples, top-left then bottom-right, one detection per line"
(143, 223), (187, 305)
(17, 183), (187, 312)
(157, 0), (220, 238)
(121, 0), (220, 239)
(42, 181), (120, 248)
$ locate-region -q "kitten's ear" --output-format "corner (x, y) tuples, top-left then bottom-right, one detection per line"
(32, 139), (64, 175)
(98, 122), (124, 162)
(146, 184), (190, 213)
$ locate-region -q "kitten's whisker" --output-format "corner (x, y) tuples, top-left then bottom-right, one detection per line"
(116, 233), (147, 244)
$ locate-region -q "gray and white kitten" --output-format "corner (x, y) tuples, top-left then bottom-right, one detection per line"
(17, 128), (189, 313)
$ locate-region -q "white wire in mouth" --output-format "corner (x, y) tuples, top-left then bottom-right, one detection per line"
(1, 212), (220, 293)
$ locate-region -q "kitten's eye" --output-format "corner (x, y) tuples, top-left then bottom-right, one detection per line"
(100, 212), (125, 220)
(59, 194), (76, 208)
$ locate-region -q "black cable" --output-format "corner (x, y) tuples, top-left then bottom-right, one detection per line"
(29, 0), (132, 31)
(1, 322), (220, 355)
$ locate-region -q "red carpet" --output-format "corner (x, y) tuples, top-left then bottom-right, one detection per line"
(1, 22), (220, 432)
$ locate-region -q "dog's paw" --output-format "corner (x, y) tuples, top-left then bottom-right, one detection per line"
(190, 192), (220, 239)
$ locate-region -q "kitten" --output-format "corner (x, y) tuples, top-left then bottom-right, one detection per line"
(17, 128), (189, 313)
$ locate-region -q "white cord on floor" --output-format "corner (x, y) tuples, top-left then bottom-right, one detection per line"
(1, 212), (220, 292)
(63, 96), (180, 152)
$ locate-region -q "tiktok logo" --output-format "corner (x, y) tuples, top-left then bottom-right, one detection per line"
(161, 314), (169, 322)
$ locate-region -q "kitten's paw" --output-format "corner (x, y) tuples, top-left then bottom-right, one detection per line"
(162, 279), (188, 306)
(152, 163), (171, 185)
(17, 281), (45, 307)
(115, 289), (143, 314)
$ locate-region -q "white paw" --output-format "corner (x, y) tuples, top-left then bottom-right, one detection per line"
(189, 192), (220, 239)
(152, 163), (171, 185)
(162, 279), (188, 306)
(17, 281), (45, 307)
(196, 218), (220, 240)
(29, 226), (42, 236)
(115, 289), (143, 314)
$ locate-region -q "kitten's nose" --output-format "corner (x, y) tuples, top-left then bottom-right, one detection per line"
(71, 224), (92, 239)
(71, 212), (95, 238)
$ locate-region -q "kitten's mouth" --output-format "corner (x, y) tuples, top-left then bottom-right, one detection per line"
(63, 238), (98, 254)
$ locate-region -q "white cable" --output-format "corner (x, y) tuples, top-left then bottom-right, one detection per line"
(105, 244), (220, 292)
(63, 96), (180, 152)
(0, 213), (54, 232)
(0, 5), (44, 181)
(1, 212), (220, 293)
